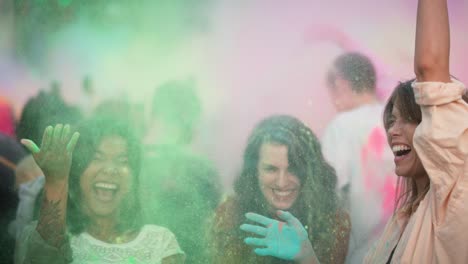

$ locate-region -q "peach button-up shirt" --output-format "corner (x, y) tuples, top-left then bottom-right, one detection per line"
(364, 80), (468, 264)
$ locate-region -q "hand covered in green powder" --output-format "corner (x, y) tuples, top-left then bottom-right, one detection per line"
(21, 124), (79, 183)
(240, 210), (317, 262)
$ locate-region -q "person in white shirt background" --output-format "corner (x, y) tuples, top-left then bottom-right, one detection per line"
(321, 52), (396, 264)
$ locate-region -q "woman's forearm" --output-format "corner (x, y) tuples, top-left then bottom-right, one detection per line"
(36, 180), (69, 249)
(414, 0), (450, 82)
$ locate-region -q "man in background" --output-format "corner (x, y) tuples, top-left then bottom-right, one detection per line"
(321, 52), (396, 264)
(140, 79), (222, 264)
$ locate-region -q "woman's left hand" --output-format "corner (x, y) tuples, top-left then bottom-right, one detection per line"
(21, 124), (79, 184)
(240, 210), (317, 262)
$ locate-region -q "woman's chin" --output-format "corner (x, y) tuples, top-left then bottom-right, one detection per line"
(270, 201), (294, 211)
(395, 168), (410, 178)
(84, 203), (119, 218)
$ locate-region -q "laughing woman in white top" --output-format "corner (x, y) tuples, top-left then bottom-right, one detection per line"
(15, 116), (185, 264)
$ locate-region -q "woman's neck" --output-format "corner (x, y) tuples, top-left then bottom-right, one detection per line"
(404, 173), (430, 215)
(414, 174), (430, 196)
(86, 217), (121, 243)
(352, 93), (378, 108)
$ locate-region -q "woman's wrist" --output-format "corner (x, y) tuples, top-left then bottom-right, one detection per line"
(297, 243), (319, 264)
(298, 253), (319, 264)
(43, 179), (69, 202)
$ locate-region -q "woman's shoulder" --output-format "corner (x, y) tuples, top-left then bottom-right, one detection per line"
(138, 225), (184, 255)
(140, 224), (177, 238)
(333, 207), (352, 235)
(336, 207), (350, 220)
(213, 195), (242, 232)
(216, 195), (239, 212)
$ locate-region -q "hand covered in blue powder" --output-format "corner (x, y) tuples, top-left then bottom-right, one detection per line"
(240, 210), (316, 262)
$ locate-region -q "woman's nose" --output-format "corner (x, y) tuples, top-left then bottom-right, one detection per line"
(276, 172), (290, 188)
(102, 163), (119, 174)
(388, 122), (402, 137)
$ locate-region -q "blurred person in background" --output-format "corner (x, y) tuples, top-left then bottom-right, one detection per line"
(139, 79), (222, 263)
(305, 24), (398, 100)
(0, 132), (26, 264)
(93, 98), (146, 140)
(320, 52), (396, 264)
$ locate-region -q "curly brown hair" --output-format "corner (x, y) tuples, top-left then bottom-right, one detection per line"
(211, 115), (349, 263)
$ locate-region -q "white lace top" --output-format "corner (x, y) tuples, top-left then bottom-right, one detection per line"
(16, 224), (184, 264)
(71, 225), (184, 263)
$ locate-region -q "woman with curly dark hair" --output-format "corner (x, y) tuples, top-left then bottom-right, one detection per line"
(211, 115), (350, 264)
(15, 116), (185, 264)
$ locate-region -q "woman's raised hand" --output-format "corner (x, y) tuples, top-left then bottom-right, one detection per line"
(21, 124), (79, 184)
(240, 211), (317, 263)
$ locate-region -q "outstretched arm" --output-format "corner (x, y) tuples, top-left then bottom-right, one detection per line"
(21, 124), (79, 249)
(411, 2), (468, 260)
(414, 0), (450, 82)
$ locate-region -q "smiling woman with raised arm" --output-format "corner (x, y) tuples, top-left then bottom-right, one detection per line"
(210, 115), (350, 264)
(364, 0), (468, 263)
(15, 116), (185, 264)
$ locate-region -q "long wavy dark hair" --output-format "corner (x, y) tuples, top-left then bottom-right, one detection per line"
(66, 116), (143, 235)
(383, 80), (426, 216)
(233, 115), (341, 262)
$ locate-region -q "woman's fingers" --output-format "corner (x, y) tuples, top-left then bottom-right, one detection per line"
(36, 124), (79, 154)
(66, 132), (80, 154)
(20, 139), (40, 154)
(61, 124), (70, 143)
(240, 224), (268, 237)
(254, 247), (273, 257)
(245, 212), (274, 226)
(41, 126), (53, 151)
(52, 124), (63, 148)
(277, 210), (303, 230)
(244, 237), (267, 247)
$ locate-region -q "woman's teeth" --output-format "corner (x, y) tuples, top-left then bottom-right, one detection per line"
(93, 182), (119, 202)
(94, 182), (118, 190)
(392, 144), (411, 156)
(273, 189), (295, 197)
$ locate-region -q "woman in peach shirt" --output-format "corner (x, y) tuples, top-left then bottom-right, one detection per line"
(364, 0), (468, 263)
